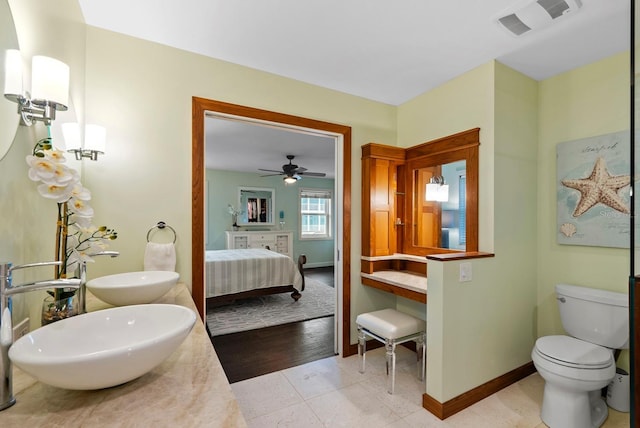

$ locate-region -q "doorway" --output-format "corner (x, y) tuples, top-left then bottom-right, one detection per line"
(191, 97), (352, 356)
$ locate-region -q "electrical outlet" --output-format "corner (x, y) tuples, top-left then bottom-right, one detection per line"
(12, 317), (30, 342)
(459, 262), (472, 282)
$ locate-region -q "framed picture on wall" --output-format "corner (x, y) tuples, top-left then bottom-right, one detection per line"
(556, 130), (630, 248)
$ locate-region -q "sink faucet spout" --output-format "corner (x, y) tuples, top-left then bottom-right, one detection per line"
(0, 261), (82, 411)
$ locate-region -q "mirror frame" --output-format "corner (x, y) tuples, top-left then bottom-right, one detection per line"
(403, 128), (479, 256)
(236, 186), (276, 226)
(0, 0), (21, 161)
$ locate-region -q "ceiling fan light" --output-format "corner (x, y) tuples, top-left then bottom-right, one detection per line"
(283, 176), (297, 184)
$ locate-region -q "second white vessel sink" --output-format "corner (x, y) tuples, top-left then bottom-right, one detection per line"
(86, 271), (179, 306)
(9, 304), (196, 390)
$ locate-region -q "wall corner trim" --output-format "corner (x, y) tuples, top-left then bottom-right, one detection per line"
(422, 361), (535, 419)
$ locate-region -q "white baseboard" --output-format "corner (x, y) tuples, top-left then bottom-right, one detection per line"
(303, 261), (334, 269)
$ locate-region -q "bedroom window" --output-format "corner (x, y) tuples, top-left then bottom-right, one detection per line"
(299, 188), (332, 240)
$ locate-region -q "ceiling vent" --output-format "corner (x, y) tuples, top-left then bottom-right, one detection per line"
(497, 0), (583, 36)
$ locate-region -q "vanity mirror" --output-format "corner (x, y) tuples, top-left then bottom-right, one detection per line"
(404, 128), (479, 256)
(237, 186), (275, 226)
(412, 160), (466, 250)
(0, 0), (20, 161)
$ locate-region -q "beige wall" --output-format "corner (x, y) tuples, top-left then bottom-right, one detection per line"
(0, 0), (86, 329)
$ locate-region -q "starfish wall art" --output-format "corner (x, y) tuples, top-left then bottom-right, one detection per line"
(556, 131), (630, 248)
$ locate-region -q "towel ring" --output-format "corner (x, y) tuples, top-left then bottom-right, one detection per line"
(146, 221), (177, 243)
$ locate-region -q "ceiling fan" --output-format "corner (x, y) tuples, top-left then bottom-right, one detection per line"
(259, 155), (326, 182)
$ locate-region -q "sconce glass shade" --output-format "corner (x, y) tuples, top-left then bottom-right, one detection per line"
(84, 124), (106, 153)
(3, 49), (22, 100)
(283, 176), (297, 184)
(31, 55), (69, 109)
(425, 176), (449, 202)
(61, 122), (81, 151)
(63, 123), (106, 160)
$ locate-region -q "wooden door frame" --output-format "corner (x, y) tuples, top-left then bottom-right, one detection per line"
(192, 97), (352, 355)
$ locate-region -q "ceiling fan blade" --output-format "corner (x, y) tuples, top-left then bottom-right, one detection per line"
(298, 171), (326, 177)
(294, 166), (307, 173)
(260, 173), (283, 177)
(258, 168), (284, 174)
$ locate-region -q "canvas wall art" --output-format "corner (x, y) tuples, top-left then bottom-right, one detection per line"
(556, 130), (630, 248)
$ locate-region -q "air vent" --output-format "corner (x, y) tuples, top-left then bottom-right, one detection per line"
(496, 0), (582, 36)
(498, 13), (532, 36)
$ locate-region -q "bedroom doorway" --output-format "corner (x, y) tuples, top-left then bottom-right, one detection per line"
(191, 97), (352, 357)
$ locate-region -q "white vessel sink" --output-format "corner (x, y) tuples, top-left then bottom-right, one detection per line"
(86, 271), (179, 306)
(9, 304), (196, 390)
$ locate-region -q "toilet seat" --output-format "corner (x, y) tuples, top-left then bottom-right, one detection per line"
(534, 335), (612, 369)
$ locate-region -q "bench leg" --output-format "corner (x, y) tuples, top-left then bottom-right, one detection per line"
(416, 333), (426, 381)
(385, 339), (396, 394)
(357, 326), (366, 374)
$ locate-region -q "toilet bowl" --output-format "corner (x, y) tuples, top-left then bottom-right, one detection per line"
(532, 335), (615, 428)
(532, 284), (628, 428)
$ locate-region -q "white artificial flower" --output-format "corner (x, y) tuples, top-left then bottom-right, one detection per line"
(49, 163), (78, 186)
(68, 198), (94, 217)
(69, 217), (94, 232)
(65, 232), (80, 250)
(37, 183), (74, 203)
(43, 149), (67, 163)
(26, 155), (57, 182)
(69, 183), (91, 201)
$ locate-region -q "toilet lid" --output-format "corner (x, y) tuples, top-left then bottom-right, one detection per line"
(535, 336), (612, 369)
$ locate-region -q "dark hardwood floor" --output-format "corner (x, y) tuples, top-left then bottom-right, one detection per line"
(209, 316), (335, 383)
(305, 266), (334, 287)
(208, 266), (336, 384)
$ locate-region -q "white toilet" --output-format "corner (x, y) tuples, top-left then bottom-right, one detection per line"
(532, 284), (628, 428)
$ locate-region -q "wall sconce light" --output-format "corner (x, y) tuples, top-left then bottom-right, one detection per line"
(283, 175), (298, 184)
(425, 175), (449, 202)
(3, 51), (70, 126)
(62, 123), (106, 161)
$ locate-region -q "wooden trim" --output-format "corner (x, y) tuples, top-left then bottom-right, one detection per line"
(362, 143), (406, 161)
(192, 98), (206, 319)
(423, 361), (536, 419)
(361, 259), (427, 275)
(426, 252), (495, 261)
(342, 127), (353, 357)
(191, 97), (352, 357)
(361, 276), (427, 303)
(405, 128), (481, 160)
(633, 275), (639, 426)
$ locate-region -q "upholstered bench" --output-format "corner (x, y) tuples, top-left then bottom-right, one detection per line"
(356, 308), (426, 394)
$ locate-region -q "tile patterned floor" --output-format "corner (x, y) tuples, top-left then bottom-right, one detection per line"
(231, 346), (631, 427)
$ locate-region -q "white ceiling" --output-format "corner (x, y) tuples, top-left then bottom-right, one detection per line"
(78, 0), (630, 178)
(204, 115), (336, 178)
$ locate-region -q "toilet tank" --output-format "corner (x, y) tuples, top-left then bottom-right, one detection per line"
(555, 284), (629, 349)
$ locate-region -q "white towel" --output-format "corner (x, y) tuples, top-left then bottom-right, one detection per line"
(144, 242), (176, 271)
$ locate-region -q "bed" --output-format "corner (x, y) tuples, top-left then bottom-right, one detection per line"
(205, 248), (306, 305)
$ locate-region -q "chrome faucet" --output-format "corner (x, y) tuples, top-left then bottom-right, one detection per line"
(77, 251), (119, 313)
(0, 261), (82, 411)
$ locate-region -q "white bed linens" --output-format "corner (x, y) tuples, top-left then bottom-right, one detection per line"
(205, 248), (303, 298)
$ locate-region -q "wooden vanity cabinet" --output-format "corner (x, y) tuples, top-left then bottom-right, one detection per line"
(361, 144), (405, 263)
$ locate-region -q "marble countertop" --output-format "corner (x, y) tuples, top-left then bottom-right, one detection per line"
(361, 253), (427, 264)
(361, 270), (427, 294)
(1, 284), (247, 427)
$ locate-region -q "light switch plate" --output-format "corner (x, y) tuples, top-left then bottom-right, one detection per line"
(459, 262), (472, 282)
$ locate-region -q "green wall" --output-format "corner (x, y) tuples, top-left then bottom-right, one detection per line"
(397, 61), (540, 401)
(205, 169), (335, 267)
(537, 52), (630, 370)
(0, 0), (630, 406)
